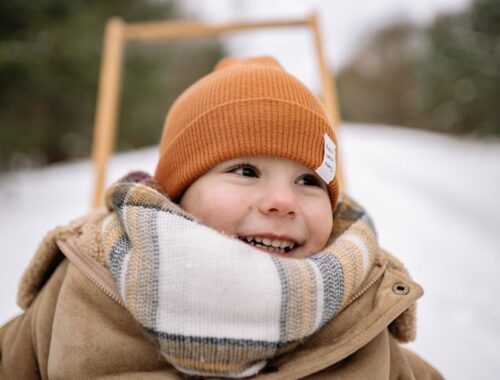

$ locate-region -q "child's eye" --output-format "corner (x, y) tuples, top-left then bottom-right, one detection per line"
(229, 164), (259, 178)
(297, 174), (322, 187)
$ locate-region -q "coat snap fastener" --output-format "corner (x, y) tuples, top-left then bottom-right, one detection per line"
(392, 283), (409, 295)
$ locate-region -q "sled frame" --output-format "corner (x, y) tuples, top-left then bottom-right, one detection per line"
(91, 14), (342, 208)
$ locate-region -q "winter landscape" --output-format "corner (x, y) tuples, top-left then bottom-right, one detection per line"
(1, 123), (499, 379)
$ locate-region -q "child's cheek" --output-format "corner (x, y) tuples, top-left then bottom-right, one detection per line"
(195, 185), (249, 235)
(304, 198), (333, 253)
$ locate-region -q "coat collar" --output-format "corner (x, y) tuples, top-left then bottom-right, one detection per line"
(259, 253), (422, 378)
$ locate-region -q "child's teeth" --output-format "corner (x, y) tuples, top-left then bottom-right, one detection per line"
(240, 236), (297, 252)
(271, 239), (281, 248)
(279, 240), (289, 249)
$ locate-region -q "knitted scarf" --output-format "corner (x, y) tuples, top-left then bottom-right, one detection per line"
(100, 172), (379, 378)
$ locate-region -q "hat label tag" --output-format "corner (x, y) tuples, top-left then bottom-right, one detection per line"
(315, 133), (336, 184)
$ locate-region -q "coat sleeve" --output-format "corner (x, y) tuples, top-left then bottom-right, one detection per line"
(41, 260), (181, 379)
(400, 346), (444, 380)
(0, 260), (69, 379)
(388, 334), (444, 380)
(288, 330), (443, 380)
(1, 259), (183, 379)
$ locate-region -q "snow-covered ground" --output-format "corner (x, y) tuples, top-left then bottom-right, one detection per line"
(1, 123), (499, 379)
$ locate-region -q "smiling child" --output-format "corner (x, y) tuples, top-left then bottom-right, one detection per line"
(0, 56), (442, 379)
(179, 156), (333, 258)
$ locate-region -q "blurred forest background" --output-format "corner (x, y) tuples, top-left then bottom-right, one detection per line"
(0, 0), (225, 171)
(0, 0), (498, 171)
(337, 0), (500, 136)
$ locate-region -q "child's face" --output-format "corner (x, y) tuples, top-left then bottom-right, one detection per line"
(180, 156), (333, 258)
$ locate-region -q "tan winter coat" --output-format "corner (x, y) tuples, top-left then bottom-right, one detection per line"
(0, 210), (443, 379)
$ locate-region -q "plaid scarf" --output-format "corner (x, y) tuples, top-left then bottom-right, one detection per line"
(101, 172), (379, 378)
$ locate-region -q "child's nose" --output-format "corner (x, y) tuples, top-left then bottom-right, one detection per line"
(258, 184), (297, 217)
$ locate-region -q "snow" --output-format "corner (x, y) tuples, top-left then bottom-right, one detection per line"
(1, 123), (499, 378)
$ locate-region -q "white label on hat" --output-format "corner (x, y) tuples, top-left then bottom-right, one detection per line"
(315, 133), (336, 184)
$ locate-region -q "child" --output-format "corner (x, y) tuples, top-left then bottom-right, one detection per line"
(0, 56), (442, 379)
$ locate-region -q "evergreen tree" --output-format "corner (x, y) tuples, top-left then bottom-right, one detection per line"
(337, 0), (500, 136)
(0, 0), (225, 170)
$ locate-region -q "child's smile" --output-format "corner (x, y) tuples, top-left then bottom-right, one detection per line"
(180, 156), (333, 258)
(237, 234), (299, 257)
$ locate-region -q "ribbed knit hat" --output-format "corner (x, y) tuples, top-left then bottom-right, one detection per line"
(154, 56), (339, 208)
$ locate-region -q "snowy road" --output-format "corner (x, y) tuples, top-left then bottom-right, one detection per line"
(1, 124), (499, 379)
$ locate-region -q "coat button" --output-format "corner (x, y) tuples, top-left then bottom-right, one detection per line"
(392, 283), (410, 295)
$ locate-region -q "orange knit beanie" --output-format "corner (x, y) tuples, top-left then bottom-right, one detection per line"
(154, 56), (339, 208)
